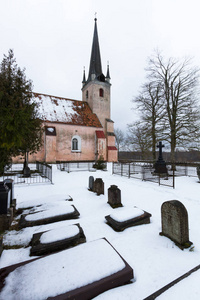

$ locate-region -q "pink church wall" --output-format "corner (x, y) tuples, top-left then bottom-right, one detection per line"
(96, 138), (107, 161)
(107, 135), (116, 147)
(107, 149), (118, 162)
(27, 122), (103, 163)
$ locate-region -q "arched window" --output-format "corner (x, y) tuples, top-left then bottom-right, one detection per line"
(86, 90), (89, 99)
(71, 135), (81, 152)
(72, 138), (78, 150)
(99, 88), (104, 97)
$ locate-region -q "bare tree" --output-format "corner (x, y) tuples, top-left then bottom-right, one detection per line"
(147, 51), (200, 163)
(126, 122), (151, 159)
(114, 128), (125, 151)
(132, 81), (165, 160)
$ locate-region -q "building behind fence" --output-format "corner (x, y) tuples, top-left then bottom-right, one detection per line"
(2, 162), (52, 184)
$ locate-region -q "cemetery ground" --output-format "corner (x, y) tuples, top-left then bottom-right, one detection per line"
(1, 164), (200, 299)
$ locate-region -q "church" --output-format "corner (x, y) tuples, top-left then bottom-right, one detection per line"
(26, 18), (118, 163)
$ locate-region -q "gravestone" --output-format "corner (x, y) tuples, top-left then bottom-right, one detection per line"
(30, 223), (86, 256)
(0, 238), (134, 300)
(94, 178), (104, 195)
(154, 142), (168, 174)
(4, 179), (16, 212)
(19, 205), (80, 228)
(0, 182), (11, 214)
(88, 176), (94, 191)
(108, 185), (122, 208)
(0, 236), (3, 257)
(160, 200), (192, 249)
(23, 165), (31, 177)
(105, 207), (151, 231)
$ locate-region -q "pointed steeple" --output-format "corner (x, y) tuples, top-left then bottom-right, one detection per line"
(88, 18), (104, 82)
(105, 63), (111, 83)
(82, 67), (86, 87)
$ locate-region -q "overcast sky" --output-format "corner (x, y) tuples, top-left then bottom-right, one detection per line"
(1, 0), (200, 132)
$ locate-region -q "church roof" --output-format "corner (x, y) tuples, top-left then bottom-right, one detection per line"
(33, 93), (102, 128)
(88, 18), (103, 81)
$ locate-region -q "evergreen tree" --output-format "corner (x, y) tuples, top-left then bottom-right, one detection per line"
(0, 49), (43, 174)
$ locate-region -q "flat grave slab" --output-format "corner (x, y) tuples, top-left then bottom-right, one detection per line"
(105, 207), (152, 231)
(0, 238), (134, 300)
(30, 223), (86, 256)
(19, 204), (80, 228)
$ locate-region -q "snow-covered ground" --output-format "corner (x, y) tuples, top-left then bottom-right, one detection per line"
(1, 163), (200, 299)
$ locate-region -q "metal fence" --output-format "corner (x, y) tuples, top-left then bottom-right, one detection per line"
(2, 162), (52, 184)
(112, 162), (175, 188)
(36, 161), (52, 183)
(56, 161), (107, 172)
(113, 161), (200, 188)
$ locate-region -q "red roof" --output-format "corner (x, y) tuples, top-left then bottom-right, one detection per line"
(107, 146), (117, 150)
(96, 131), (106, 139)
(33, 93), (102, 128)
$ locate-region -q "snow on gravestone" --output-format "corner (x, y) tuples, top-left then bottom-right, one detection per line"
(0, 238), (134, 300)
(105, 207), (151, 231)
(160, 200), (192, 249)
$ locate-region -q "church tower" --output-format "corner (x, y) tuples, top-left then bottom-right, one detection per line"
(82, 18), (111, 133)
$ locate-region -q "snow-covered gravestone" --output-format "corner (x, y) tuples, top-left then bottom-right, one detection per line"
(88, 176), (94, 191)
(160, 200), (192, 249)
(108, 185), (122, 208)
(94, 178), (104, 196)
(30, 223), (86, 256)
(105, 207), (151, 231)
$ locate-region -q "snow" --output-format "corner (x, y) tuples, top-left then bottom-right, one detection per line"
(25, 203), (75, 221)
(0, 239), (126, 300)
(33, 94), (78, 123)
(40, 224), (79, 244)
(1, 163), (200, 299)
(109, 207), (144, 222)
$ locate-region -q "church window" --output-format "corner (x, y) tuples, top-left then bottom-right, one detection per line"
(72, 138), (78, 150)
(99, 88), (104, 97)
(86, 90), (89, 99)
(71, 135), (81, 152)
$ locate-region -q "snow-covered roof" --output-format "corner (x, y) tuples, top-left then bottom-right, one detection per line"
(33, 93), (102, 128)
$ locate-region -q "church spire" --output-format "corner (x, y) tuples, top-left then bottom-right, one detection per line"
(82, 67), (86, 87)
(88, 18), (104, 82)
(105, 63), (111, 83)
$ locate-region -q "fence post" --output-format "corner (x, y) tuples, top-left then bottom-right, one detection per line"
(186, 164), (188, 176)
(121, 163), (123, 176)
(128, 163), (130, 178)
(142, 166), (144, 181)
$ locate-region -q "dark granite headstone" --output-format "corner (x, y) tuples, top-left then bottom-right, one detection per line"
(0, 182), (10, 215)
(94, 178), (104, 195)
(160, 200), (192, 249)
(88, 176), (94, 191)
(108, 185), (122, 208)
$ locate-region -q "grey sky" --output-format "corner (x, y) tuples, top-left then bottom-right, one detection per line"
(1, 0), (200, 131)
